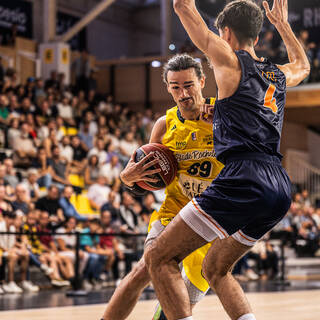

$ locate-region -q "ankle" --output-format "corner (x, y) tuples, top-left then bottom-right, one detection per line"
(238, 313), (256, 320)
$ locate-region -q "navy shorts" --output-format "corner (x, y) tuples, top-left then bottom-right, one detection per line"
(192, 152), (292, 244)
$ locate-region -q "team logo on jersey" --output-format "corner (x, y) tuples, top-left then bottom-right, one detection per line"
(191, 132), (197, 141)
(203, 134), (213, 145)
(171, 124), (177, 131)
(176, 141), (187, 149)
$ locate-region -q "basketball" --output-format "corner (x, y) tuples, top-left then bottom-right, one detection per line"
(134, 143), (178, 191)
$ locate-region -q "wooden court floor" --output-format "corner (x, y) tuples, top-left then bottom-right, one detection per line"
(0, 290), (319, 320)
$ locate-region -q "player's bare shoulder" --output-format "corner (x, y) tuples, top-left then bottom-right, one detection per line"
(149, 115), (167, 144)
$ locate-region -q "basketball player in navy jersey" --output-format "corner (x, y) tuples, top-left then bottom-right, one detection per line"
(144, 1), (310, 320)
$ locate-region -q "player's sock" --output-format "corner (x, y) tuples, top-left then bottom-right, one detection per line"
(177, 317), (193, 320)
(237, 313), (256, 320)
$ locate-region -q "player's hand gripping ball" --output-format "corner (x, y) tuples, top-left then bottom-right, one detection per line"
(134, 143), (178, 191)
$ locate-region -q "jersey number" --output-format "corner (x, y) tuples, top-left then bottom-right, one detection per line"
(187, 161), (212, 178)
(263, 84), (278, 113)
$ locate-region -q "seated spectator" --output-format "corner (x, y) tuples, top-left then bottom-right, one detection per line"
(7, 117), (20, 148)
(35, 100), (58, 126)
(37, 211), (73, 282)
(100, 210), (124, 282)
(59, 185), (88, 222)
(79, 121), (94, 150)
(70, 135), (87, 173)
(100, 155), (121, 185)
(80, 219), (108, 290)
(84, 155), (100, 187)
(43, 128), (59, 158)
(3, 158), (19, 188)
(48, 145), (71, 188)
(21, 168), (40, 202)
(18, 97), (36, 119)
(87, 175), (111, 211)
(35, 185), (65, 223)
(21, 211), (69, 287)
(55, 217), (89, 275)
(0, 94), (9, 126)
(0, 165), (14, 198)
(0, 212), (39, 293)
(88, 137), (108, 165)
(59, 135), (73, 163)
(0, 185), (13, 215)
(12, 122), (37, 167)
(119, 132), (139, 165)
(12, 184), (31, 215)
(31, 147), (52, 189)
(57, 96), (75, 127)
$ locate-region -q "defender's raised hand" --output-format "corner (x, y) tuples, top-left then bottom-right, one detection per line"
(263, 0), (288, 26)
(200, 103), (214, 124)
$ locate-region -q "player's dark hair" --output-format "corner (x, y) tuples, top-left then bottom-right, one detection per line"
(216, 0), (263, 45)
(162, 54), (205, 84)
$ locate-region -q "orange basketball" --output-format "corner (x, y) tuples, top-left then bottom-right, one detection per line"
(134, 143), (178, 191)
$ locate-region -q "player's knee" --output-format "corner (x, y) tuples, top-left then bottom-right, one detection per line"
(202, 257), (227, 286)
(144, 245), (161, 272)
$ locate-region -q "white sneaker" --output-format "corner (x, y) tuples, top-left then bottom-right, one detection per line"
(82, 279), (93, 291)
(3, 282), (23, 293)
(40, 264), (54, 276)
(21, 280), (39, 292)
(51, 279), (70, 287)
(246, 269), (259, 281)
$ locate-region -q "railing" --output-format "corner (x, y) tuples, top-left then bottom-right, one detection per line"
(287, 156), (320, 203)
(0, 230), (147, 296)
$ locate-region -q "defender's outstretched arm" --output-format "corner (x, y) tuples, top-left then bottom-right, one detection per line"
(263, 0), (310, 87)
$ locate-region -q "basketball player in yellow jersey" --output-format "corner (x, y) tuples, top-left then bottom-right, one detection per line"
(102, 54), (223, 320)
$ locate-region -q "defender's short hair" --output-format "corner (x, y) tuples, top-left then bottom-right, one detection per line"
(216, 0), (263, 45)
(162, 54), (205, 84)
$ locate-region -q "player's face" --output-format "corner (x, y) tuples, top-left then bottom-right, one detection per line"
(167, 69), (205, 112)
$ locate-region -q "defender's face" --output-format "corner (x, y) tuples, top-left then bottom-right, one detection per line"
(167, 69), (205, 113)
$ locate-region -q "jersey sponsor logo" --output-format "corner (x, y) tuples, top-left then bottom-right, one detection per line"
(175, 150), (216, 162)
(261, 71), (277, 82)
(178, 174), (211, 199)
(202, 135), (213, 145)
(176, 141), (187, 149)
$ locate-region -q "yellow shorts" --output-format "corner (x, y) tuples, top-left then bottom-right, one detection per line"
(148, 210), (212, 293)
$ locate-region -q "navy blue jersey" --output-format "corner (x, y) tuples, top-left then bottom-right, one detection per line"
(213, 50), (287, 164)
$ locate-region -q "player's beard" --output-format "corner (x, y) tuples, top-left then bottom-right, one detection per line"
(179, 97), (197, 112)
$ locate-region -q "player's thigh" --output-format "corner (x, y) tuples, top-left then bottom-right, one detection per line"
(202, 236), (251, 280)
(145, 214), (207, 267)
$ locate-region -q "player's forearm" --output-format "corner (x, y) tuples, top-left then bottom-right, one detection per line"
(173, 0), (210, 53)
(277, 22), (310, 76)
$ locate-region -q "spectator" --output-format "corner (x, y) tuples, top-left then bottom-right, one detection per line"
(21, 211), (69, 287)
(12, 122), (37, 167)
(59, 185), (87, 222)
(45, 71), (59, 90)
(0, 212), (39, 293)
(21, 168), (40, 202)
(37, 211), (73, 282)
(70, 135), (87, 173)
(55, 217), (89, 275)
(0, 94), (9, 126)
(80, 218), (107, 290)
(59, 135), (73, 163)
(57, 95), (75, 127)
(100, 210), (124, 282)
(100, 155), (121, 185)
(119, 132), (139, 165)
(3, 158), (19, 188)
(84, 155), (100, 187)
(7, 117), (20, 148)
(48, 145), (71, 188)
(43, 128), (59, 158)
(87, 137), (108, 165)
(78, 121), (94, 150)
(87, 175), (111, 211)
(31, 147), (52, 189)
(12, 184), (31, 215)
(35, 185), (65, 222)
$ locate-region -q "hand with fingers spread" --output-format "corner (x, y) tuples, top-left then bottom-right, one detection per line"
(200, 103), (215, 124)
(263, 0), (288, 27)
(120, 152), (161, 187)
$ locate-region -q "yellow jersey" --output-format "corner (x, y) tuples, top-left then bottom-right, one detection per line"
(155, 98), (224, 224)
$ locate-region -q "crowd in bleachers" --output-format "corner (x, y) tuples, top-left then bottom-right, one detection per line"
(0, 63), (164, 294)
